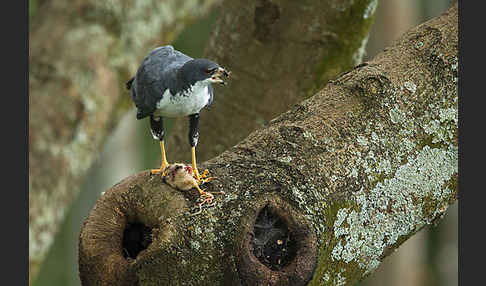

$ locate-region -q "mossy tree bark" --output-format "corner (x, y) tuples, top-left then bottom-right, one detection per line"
(166, 0), (378, 164)
(29, 0), (221, 280)
(79, 3), (458, 286)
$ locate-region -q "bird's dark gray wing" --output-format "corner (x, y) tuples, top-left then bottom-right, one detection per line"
(130, 45), (193, 119)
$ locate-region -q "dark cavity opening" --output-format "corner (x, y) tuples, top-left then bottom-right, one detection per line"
(122, 222), (152, 259)
(252, 205), (297, 271)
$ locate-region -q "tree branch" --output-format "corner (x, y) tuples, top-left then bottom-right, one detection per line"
(79, 2), (457, 285)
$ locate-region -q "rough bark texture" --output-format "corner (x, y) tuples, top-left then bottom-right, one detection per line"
(166, 0), (378, 163)
(29, 0), (221, 279)
(79, 3), (458, 285)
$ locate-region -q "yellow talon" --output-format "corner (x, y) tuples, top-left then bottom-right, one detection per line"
(151, 140), (169, 176)
(150, 168), (166, 175)
(191, 146), (216, 184)
(200, 169), (210, 178)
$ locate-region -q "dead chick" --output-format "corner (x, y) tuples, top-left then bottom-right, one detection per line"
(163, 163), (221, 208)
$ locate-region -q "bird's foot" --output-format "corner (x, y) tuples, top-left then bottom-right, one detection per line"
(150, 168), (166, 176)
(150, 162), (169, 176)
(193, 168), (216, 184)
(200, 169), (210, 178)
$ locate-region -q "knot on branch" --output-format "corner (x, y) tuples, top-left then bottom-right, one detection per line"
(78, 171), (188, 286)
(237, 197), (318, 286)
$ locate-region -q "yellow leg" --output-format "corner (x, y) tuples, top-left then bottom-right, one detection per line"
(191, 146), (199, 178)
(151, 140), (169, 175)
(191, 146), (213, 183)
(191, 157), (216, 210)
(190, 147), (222, 212)
(160, 140), (169, 168)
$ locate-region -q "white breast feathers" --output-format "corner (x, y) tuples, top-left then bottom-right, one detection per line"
(155, 80), (211, 118)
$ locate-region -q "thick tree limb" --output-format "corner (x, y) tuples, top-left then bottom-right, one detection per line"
(166, 0), (378, 163)
(79, 3), (457, 286)
(29, 0), (220, 279)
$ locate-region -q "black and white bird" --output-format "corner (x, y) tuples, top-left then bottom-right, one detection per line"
(126, 45), (230, 200)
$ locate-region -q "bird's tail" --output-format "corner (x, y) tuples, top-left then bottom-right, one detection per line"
(126, 77), (135, 90)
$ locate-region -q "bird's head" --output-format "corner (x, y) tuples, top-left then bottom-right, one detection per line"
(179, 59), (230, 86)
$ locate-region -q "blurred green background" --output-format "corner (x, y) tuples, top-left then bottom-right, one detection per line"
(30, 1), (457, 285)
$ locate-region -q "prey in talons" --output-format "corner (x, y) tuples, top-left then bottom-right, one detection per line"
(163, 163), (224, 212)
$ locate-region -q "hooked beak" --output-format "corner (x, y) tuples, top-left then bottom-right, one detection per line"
(210, 67), (231, 85)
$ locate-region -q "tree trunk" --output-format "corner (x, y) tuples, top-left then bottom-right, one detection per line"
(29, 0), (221, 280)
(166, 0), (378, 163)
(79, 2), (458, 285)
